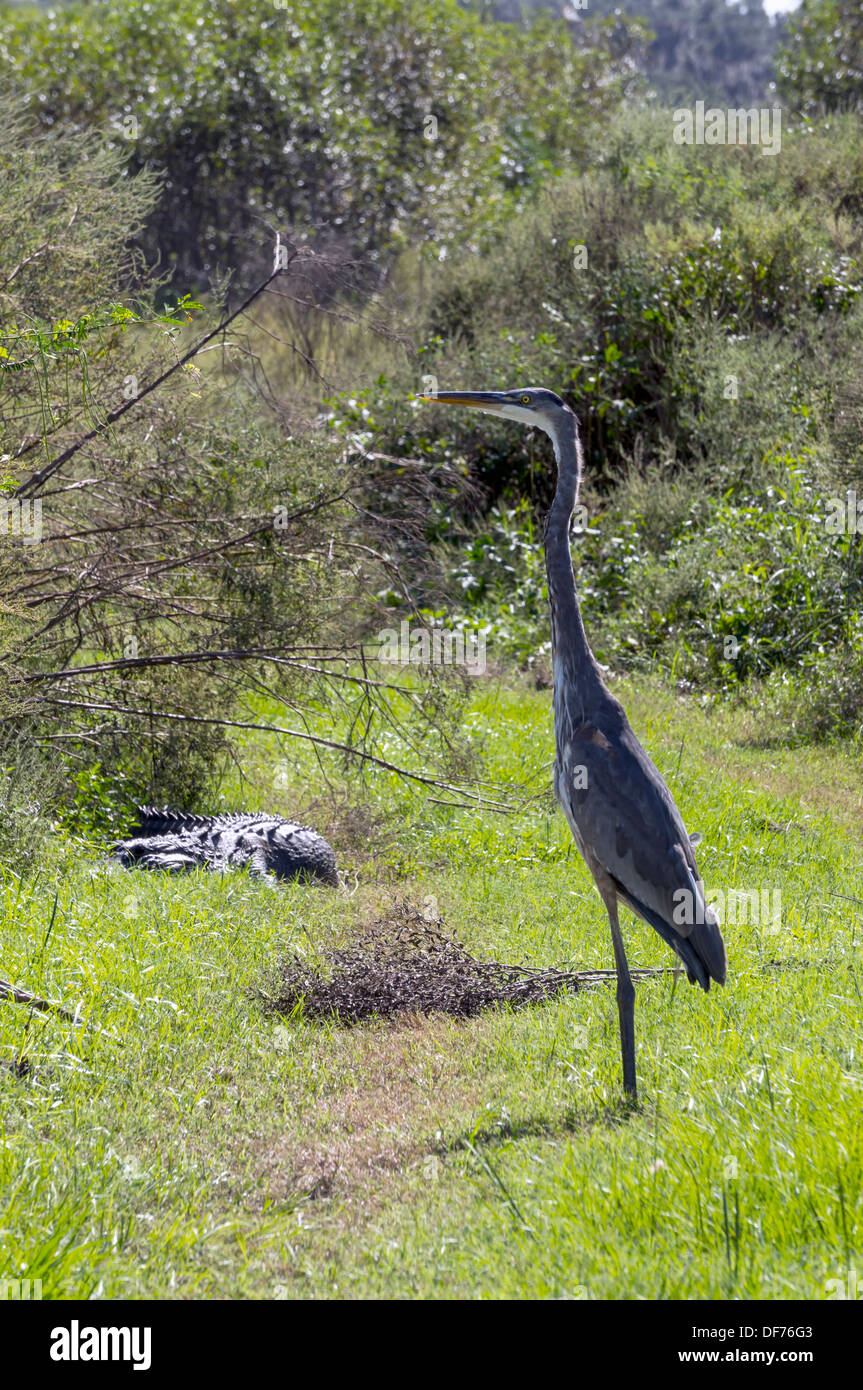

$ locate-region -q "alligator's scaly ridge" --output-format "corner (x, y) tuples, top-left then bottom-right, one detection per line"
(112, 807), (338, 886)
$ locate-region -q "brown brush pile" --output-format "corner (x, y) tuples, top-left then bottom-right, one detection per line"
(261, 903), (657, 1025)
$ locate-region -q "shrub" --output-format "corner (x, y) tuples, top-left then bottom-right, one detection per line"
(0, 0), (645, 288)
(0, 104), (471, 830)
(777, 0), (863, 115)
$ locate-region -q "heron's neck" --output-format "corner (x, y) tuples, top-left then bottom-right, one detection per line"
(544, 413), (605, 713)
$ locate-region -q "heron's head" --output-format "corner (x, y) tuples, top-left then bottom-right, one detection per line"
(418, 387), (574, 442)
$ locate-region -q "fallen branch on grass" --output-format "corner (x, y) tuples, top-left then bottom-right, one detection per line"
(0, 976), (83, 1025)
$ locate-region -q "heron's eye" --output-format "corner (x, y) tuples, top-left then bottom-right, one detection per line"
(520, 394), (531, 404)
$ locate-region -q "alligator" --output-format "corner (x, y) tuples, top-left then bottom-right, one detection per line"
(112, 808), (339, 886)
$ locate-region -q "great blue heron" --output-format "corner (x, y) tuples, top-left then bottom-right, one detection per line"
(420, 388), (727, 1101)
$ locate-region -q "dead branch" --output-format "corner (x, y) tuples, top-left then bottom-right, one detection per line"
(12, 257), (296, 499)
(41, 696), (517, 812)
(0, 976), (82, 1024)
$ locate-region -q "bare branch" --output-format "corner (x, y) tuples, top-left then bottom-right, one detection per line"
(12, 259), (295, 499)
(41, 696), (517, 813)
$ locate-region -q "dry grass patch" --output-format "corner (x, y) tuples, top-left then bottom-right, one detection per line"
(254, 1014), (485, 1214)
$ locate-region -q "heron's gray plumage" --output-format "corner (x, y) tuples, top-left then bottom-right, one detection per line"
(539, 386), (726, 995)
(553, 704), (726, 990)
(421, 386), (727, 1098)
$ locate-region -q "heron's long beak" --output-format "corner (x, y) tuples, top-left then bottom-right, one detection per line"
(418, 391), (508, 412)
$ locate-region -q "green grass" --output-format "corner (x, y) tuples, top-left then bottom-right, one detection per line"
(1, 674), (861, 1299)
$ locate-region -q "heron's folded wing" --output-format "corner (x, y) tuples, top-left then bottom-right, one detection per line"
(559, 720), (710, 940)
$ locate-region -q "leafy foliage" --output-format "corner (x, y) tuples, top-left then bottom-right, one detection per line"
(777, 0), (863, 115)
(0, 0), (645, 287)
(440, 456), (863, 720)
(347, 111), (863, 512)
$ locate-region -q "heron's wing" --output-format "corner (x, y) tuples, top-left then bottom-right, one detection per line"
(557, 716), (726, 987)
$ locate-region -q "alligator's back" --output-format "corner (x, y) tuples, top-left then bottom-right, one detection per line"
(113, 808), (339, 886)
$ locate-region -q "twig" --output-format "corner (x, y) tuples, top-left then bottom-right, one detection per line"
(42, 695), (517, 812)
(0, 976), (82, 1025)
(13, 257), (294, 499)
(20, 646), (420, 694)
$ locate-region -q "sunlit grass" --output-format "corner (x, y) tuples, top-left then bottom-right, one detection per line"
(1, 674), (861, 1298)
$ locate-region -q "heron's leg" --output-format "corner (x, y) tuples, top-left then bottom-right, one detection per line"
(604, 893), (638, 1102)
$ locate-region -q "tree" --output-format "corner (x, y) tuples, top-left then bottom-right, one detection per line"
(0, 0), (645, 290)
(493, 0), (781, 105)
(0, 104), (473, 825)
(777, 0), (863, 114)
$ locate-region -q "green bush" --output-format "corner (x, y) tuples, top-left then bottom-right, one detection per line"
(0, 0), (645, 288)
(440, 450), (863, 721)
(778, 0), (863, 115)
(325, 112), (861, 525)
(404, 111), (862, 498)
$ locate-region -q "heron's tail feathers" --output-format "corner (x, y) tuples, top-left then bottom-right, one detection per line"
(684, 911), (728, 989)
(613, 881), (728, 992)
